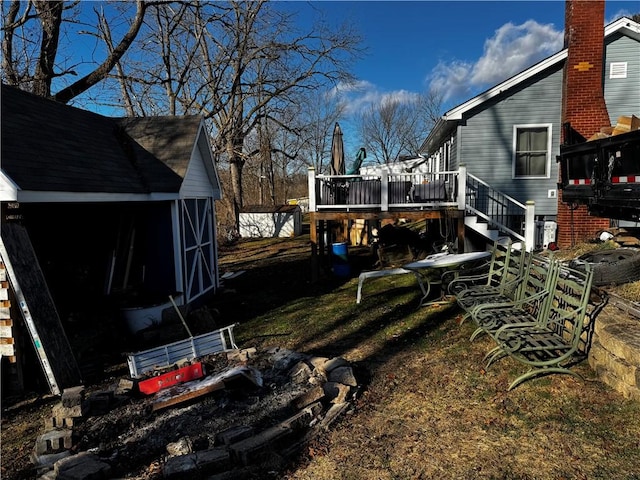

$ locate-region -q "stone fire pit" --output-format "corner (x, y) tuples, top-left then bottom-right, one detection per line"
(31, 346), (360, 479)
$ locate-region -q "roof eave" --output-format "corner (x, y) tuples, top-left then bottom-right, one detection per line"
(421, 117), (458, 156)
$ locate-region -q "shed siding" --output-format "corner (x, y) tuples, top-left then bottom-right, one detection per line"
(458, 64), (564, 215)
(180, 146), (215, 198)
(604, 33), (640, 123)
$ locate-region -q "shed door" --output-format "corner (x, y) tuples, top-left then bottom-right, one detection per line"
(181, 198), (216, 302)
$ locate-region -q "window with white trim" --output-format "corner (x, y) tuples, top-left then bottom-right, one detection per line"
(513, 124), (551, 179)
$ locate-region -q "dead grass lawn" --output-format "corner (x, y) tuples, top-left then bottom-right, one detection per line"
(220, 235), (640, 480)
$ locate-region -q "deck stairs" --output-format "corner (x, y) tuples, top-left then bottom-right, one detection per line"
(463, 172), (530, 247)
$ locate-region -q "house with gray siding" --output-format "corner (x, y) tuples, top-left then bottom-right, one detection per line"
(421, 16), (640, 240)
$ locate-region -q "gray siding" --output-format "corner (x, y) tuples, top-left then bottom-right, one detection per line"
(457, 64), (564, 216)
(604, 33), (640, 122)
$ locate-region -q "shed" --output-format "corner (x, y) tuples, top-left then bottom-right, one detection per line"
(0, 84), (223, 394)
(239, 204), (302, 238)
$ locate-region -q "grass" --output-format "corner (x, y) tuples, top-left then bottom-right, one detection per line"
(217, 234), (640, 480)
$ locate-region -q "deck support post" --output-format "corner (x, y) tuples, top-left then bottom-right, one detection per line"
(524, 201), (536, 252)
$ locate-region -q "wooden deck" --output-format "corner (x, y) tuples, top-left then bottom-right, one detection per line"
(306, 169), (468, 280)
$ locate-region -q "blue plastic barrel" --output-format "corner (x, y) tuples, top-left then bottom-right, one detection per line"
(331, 242), (350, 277)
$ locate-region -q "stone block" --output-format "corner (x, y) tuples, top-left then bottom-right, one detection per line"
(318, 402), (350, 430)
(327, 366), (357, 387)
(279, 405), (316, 431)
(83, 391), (113, 416)
(30, 449), (72, 471)
(162, 454), (197, 478)
(229, 425), (292, 466)
(53, 403), (83, 419)
(194, 448), (231, 472)
(227, 348), (257, 363)
(167, 437), (193, 456)
(589, 341), (637, 386)
(115, 379), (134, 395)
(53, 452), (111, 480)
(35, 430), (73, 455)
(322, 357), (349, 373)
(289, 361), (313, 384)
(323, 382), (351, 404)
(216, 425), (255, 446)
(293, 385), (324, 409)
(61, 387), (85, 408)
(45, 415), (75, 432)
(598, 323), (640, 366)
(162, 448), (231, 479)
(598, 369), (640, 401)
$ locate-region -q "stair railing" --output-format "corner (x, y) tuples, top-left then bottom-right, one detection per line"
(465, 170), (534, 248)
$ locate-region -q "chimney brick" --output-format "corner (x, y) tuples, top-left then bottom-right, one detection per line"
(558, 0), (610, 248)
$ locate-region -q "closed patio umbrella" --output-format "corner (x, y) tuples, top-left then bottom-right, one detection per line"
(330, 122), (345, 176)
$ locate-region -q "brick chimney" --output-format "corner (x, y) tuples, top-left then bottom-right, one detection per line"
(557, 0), (610, 248)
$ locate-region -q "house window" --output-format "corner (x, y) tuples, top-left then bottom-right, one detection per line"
(609, 62), (627, 79)
(513, 125), (551, 179)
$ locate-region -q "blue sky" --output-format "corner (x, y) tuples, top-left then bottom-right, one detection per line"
(278, 1), (637, 155)
(66, 1), (637, 155)
(300, 1), (636, 112)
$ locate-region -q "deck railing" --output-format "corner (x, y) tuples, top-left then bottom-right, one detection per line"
(308, 169), (460, 212)
(307, 166), (535, 250)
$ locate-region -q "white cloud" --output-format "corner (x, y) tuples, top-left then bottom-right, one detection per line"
(333, 81), (420, 116)
(427, 20), (563, 106)
(606, 9), (634, 24)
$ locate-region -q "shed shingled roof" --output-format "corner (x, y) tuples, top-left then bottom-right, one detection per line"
(1, 84), (203, 194)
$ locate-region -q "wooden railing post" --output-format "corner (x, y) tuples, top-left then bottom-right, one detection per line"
(457, 165), (467, 210)
(381, 170), (389, 211)
(524, 200), (535, 252)
(308, 167), (316, 212)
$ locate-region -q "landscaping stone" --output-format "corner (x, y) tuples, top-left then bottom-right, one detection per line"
(323, 356), (349, 372)
(53, 403), (83, 419)
(289, 361), (313, 384)
(308, 356), (329, 373)
(61, 387), (85, 408)
(31, 450), (72, 473)
(216, 425), (255, 446)
(293, 385), (324, 409)
(115, 379), (134, 395)
(163, 447), (230, 479)
(227, 348), (257, 363)
(589, 300), (640, 400)
(323, 381), (351, 403)
(229, 424), (292, 466)
(166, 437), (193, 456)
(53, 452), (111, 480)
(327, 365), (357, 386)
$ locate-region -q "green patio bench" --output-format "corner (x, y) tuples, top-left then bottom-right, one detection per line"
(478, 261), (602, 390)
(468, 253), (557, 342)
(448, 239), (527, 323)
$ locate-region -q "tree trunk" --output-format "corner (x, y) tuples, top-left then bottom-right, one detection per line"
(228, 140), (244, 231)
(33, 1), (63, 98)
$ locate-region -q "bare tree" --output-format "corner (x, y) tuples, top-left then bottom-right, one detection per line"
(357, 90), (443, 164)
(1, 0), (149, 103)
(295, 88), (346, 174)
(114, 1), (361, 227)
